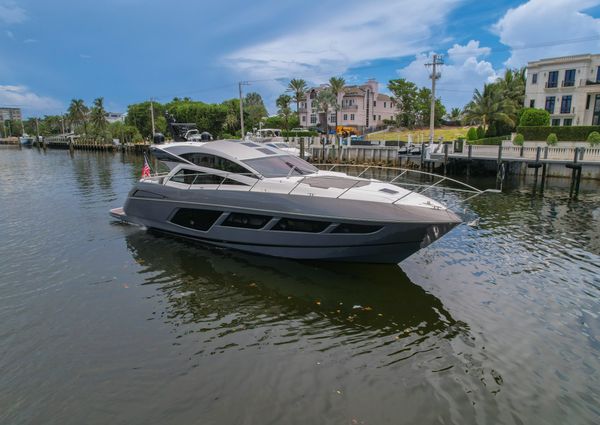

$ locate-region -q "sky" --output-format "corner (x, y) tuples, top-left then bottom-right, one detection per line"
(1, 0), (600, 117)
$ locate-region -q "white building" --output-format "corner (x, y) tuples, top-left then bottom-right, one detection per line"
(105, 112), (126, 124)
(298, 79), (395, 133)
(525, 54), (600, 126)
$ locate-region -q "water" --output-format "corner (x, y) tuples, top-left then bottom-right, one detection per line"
(1, 147), (599, 425)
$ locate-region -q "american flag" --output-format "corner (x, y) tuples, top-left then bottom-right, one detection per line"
(141, 155), (151, 178)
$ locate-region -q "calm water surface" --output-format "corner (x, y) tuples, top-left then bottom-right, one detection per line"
(1, 147), (599, 424)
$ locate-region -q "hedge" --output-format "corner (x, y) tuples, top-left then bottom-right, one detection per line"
(467, 135), (510, 145)
(517, 126), (600, 141)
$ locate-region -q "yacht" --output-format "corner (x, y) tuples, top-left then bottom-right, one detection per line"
(19, 134), (34, 147)
(110, 139), (465, 264)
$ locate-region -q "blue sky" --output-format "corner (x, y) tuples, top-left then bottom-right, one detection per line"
(1, 0), (600, 117)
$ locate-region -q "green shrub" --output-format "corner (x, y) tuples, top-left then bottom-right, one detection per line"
(466, 127), (478, 141)
(282, 130), (318, 137)
(587, 131), (600, 146)
(517, 126), (600, 141)
(546, 133), (558, 146)
(467, 135), (510, 145)
(476, 126), (485, 139)
(519, 108), (550, 126)
(514, 133), (525, 146)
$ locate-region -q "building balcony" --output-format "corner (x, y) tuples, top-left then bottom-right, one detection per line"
(585, 79), (600, 86)
(558, 106), (575, 115)
(561, 80), (575, 87)
(342, 105), (358, 111)
(545, 81), (558, 89)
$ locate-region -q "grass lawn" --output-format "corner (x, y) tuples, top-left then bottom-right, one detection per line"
(366, 126), (473, 142)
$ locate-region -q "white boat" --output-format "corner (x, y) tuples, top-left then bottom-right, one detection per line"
(19, 134), (34, 147)
(111, 140), (497, 263)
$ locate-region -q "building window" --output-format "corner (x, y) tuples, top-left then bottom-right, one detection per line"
(310, 114), (316, 124)
(547, 71), (558, 88)
(330, 114), (336, 123)
(560, 95), (572, 114)
(563, 69), (576, 87)
(551, 118), (561, 126)
(378, 115), (381, 121)
(563, 118), (573, 126)
(373, 115), (376, 121)
(545, 96), (556, 113)
(343, 114), (348, 120)
(587, 94), (591, 109)
(529, 99), (535, 108)
(302, 115), (306, 122)
(350, 114), (355, 121)
(597, 67), (600, 83)
(373, 101), (376, 107)
(531, 73), (538, 84)
(384, 102), (387, 108)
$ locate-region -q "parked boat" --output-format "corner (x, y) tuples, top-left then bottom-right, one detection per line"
(110, 140), (495, 263)
(19, 134), (34, 147)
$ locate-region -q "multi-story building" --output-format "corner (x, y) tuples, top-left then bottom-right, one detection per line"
(525, 54), (600, 126)
(105, 112), (126, 124)
(298, 79), (395, 133)
(0, 107), (22, 123)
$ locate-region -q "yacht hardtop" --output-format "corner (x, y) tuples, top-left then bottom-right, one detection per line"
(111, 139), (478, 263)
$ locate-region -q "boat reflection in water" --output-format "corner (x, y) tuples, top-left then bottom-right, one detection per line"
(124, 230), (468, 359)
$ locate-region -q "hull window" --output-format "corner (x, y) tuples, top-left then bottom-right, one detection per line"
(332, 223), (383, 234)
(170, 209), (222, 231)
(132, 190), (164, 199)
(273, 218), (330, 233)
(222, 213), (271, 229)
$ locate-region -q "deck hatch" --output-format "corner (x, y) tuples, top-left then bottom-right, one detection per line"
(170, 208), (222, 231)
(272, 218), (330, 233)
(379, 188), (398, 194)
(221, 213), (271, 229)
(255, 147), (277, 155)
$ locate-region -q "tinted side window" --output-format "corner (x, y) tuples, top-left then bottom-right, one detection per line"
(181, 153), (249, 174)
(170, 209), (222, 231)
(222, 213), (271, 229)
(332, 223), (383, 234)
(272, 218), (330, 233)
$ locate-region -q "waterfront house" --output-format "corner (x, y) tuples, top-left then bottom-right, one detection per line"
(298, 79), (396, 133)
(525, 54), (600, 126)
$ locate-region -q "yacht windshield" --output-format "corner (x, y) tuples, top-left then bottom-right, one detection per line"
(243, 155), (318, 177)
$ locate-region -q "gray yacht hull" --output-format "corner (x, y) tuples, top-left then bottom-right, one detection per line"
(116, 182), (461, 264)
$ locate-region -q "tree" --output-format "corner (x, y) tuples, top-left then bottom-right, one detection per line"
(587, 131), (600, 146)
(109, 121), (143, 144)
(314, 88), (336, 135)
(466, 127), (478, 141)
(514, 133), (525, 146)
(415, 87), (445, 128)
(67, 99), (89, 134)
(329, 76), (345, 135)
(449, 107), (462, 121)
(90, 97), (109, 142)
(287, 78), (307, 121)
(519, 108), (550, 126)
(476, 125), (485, 139)
(276, 94), (293, 131)
(126, 101), (166, 139)
(463, 84), (515, 132)
(388, 78), (418, 128)
(244, 92), (268, 131)
(546, 133), (558, 146)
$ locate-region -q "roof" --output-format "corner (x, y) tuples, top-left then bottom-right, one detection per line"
(376, 93), (391, 101)
(343, 86), (366, 96)
(159, 140), (287, 162)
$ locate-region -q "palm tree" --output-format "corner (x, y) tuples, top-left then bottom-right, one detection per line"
(90, 97), (108, 142)
(497, 68), (526, 109)
(314, 88), (337, 136)
(463, 84), (515, 131)
(287, 78), (307, 122)
(276, 94), (293, 131)
(449, 107), (462, 121)
(328, 77), (345, 139)
(67, 99), (89, 134)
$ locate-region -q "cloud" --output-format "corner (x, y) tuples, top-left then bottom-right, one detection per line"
(0, 85), (62, 115)
(5, 29), (13, 38)
(79, 53), (92, 59)
(23, 38), (36, 43)
(494, 0), (600, 67)
(0, 1), (26, 24)
(396, 40), (499, 109)
(223, 0), (460, 112)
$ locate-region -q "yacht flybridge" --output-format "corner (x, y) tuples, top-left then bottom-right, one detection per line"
(111, 140), (495, 263)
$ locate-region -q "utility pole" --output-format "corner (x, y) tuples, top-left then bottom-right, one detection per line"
(425, 54), (444, 144)
(238, 81), (249, 138)
(150, 98), (156, 136)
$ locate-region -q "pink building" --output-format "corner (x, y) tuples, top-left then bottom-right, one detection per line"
(298, 79), (395, 133)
